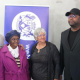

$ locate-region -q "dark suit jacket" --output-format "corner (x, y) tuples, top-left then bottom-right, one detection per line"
(60, 28), (80, 80)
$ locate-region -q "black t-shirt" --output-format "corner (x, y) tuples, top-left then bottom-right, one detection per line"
(68, 29), (80, 49)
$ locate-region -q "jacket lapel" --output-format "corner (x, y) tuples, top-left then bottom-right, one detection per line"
(64, 28), (70, 50)
(2, 45), (16, 61)
(5, 51), (16, 61)
(71, 29), (80, 50)
(1, 45), (26, 69)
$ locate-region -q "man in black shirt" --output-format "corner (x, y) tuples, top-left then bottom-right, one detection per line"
(60, 8), (80, 80)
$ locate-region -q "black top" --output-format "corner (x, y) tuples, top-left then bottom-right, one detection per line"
(31, 46), (48, 80)
(68, 29), (80, 48)
(29, 41), (60, 80)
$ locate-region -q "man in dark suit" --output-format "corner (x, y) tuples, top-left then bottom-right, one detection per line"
(60, 8), (80, 80)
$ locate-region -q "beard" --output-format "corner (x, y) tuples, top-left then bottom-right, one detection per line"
(68, 17), (80, 29)
(68, 21), (80, 29)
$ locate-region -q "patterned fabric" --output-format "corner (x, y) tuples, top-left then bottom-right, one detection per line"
(15, 57), (21, 67)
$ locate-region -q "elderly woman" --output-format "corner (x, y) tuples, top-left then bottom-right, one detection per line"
(0, 34), (5, 49)
(29, 28), (60, 80)
(0, 30), (30, 80)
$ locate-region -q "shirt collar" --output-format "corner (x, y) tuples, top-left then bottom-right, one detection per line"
(7, 44), (19, 58)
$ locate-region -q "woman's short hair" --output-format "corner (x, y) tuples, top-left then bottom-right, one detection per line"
(0, 34), (5, 49)
(34, 28), (46, 40)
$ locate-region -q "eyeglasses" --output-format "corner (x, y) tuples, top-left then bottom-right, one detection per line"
(38, 34), (46, 37)
(67, 15), (76, 18)
(11, 38), (19, 41)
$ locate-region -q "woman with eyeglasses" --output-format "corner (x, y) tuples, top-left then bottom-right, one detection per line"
(29, 28), (60, 80)
(0, 30), (30, 80)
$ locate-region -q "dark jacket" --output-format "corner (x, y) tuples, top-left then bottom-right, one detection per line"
(60, 28), (80, 80)
(29, 41), (60, 80)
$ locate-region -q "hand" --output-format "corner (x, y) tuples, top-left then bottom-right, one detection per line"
(19, 44), (25, 50)
(59, 75), (62, 80)
(54, 79), (58, 80)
